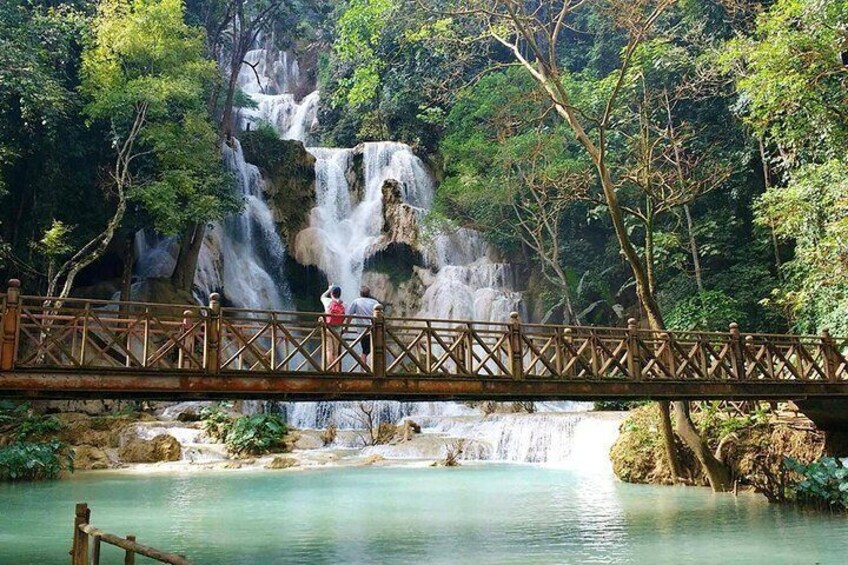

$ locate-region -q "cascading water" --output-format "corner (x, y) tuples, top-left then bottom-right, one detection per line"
(136, 38), (611, 468)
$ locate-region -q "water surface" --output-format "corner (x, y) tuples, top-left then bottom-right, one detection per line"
(1, 465), (845, 564)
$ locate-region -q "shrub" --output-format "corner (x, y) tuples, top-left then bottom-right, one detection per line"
(0, 402), (71, 482)
(0, 440), (72, 481)
(225, 413), (288, 456)
(593, 400), (647, 411)
(199, 403), (234, 442)
(785, 457), (848, 512)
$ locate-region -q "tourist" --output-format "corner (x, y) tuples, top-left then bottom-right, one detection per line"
(346, 285), (381, 366)
(320, 285), (346, 371)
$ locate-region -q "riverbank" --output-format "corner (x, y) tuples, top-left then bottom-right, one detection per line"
(609, 404), (826, 495)
(24, 402), (623, 476)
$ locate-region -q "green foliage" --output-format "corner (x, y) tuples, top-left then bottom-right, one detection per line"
(80, 0), (215, 123)
(0, 440), (70, 482)
(0, 402), (70, 482)
(80, 0), (237, 235)
(666, 290), (746, 331)
(225, 413), (288, 456)
(321, 0), (482, 150)
(723, 0), (848, 165)
(199, 403), (233, 442)
(785, 457), (848, 512)
(756, 159), (848, 333)
(593, 400), (647, 411)
(200, 404), (288, 456)
(697, 402), (769, 440)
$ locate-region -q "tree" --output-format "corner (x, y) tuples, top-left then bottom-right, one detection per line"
(45, 0), (237, 300)
(725, 0), (848, 334)
(449, 0), (732, 490)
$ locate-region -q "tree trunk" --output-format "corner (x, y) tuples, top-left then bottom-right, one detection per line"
(171, 223), (205, 293)
(659, 400), (682, 481)
(674, 401), (733, 491)
(758, 140), (782, 275)
(120, 234), (135, 303)
(683, 204), (704, 293)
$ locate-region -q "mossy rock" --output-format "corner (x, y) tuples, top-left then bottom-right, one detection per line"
(240, 132), (316, 246)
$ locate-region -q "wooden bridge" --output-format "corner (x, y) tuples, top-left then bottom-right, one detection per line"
(2, 279), (848, 401)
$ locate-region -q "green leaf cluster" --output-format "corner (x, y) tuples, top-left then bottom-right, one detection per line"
(0, 401), (71, 482)
(785, 457), (848, 511)
(200, 405), (288, 456)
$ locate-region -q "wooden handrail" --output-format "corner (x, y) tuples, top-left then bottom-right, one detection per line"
(7, 279), (848, 398)
(71, 503), (190, 565)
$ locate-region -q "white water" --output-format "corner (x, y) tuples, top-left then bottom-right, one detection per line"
(132, 41), (615, 468)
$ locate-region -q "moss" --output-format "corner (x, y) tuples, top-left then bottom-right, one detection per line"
(240, 131), (316, 246)
(610, 404), (826, 491)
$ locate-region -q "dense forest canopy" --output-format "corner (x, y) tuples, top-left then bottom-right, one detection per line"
(1, 0), (846, 338)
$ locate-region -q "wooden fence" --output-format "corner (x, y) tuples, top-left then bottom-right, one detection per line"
(2, 279), (848, 399)
(71, 503), (190, 565)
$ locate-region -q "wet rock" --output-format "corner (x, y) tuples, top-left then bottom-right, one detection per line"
(293, 432), (324, 451)
(118, 434), (181, 463)
(266, 456), (298, 470)
(358, 454), (385, 466)
(73, 445), (111, 470)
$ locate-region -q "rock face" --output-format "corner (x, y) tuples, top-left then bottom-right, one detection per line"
(265, 456), (298, 470)
(376, 179), (421, 251)
(240, 132), (316, 247)
(118, 434), (182, 463)
(38, 400), (137, 417)
(73, 446), (111, 470)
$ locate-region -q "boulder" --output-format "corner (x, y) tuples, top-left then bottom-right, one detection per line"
(73, 445), (111, 470)
(265, 456), (298, 470)
(118, 434), (181, 463)
(293, 432), (324, 451)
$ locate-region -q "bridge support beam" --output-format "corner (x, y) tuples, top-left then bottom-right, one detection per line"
(795, 399), (848, 456)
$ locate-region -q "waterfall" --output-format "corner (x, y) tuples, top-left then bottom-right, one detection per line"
(133, 39), (616, 468)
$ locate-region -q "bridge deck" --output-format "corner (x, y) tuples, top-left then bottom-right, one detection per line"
(2, 281), (848, 400)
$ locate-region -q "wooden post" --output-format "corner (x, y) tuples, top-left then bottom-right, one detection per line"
(71, 502), (90, 565)
(371, 305), (386, 378)
(562, 328), (574, 379)
(179, 310), (193, 370)
(452, 324), (466, 374)
(729, 323), (743, 380)
(318, 316), (330, 373)
(744, 335), (755, 380)
(124, 535), (136, 565)
(661, 332), (676, 379)
(626, 318), (641, 380)
(206, 293), (221, 374)
(464, 323), (474, 374)
(90, 534), (101, 565)
(821, 328), (839, 382)
(1, 279), (21, 370)
(508, 312), (523, 380)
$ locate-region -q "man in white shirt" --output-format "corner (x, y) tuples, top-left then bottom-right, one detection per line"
(346, 285), (381, 365)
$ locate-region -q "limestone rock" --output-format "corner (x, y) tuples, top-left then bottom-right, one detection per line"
(265, 456), (298, 470)
(358, 454), (385, 466)
(73, 445), (111, 470)
(240, 133), (316, 247)
(293, 432), (324, 451)
(380, 179), (421, 250)
(118, 434), (181, 463)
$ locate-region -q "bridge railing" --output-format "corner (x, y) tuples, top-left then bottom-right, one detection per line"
(2, 279), (848, 384)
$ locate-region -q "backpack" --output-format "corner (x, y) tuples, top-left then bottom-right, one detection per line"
(326, 299), (346, 326)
